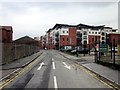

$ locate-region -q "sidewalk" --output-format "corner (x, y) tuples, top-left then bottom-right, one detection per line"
(58, 51), (120, 86)
(1, 51), (42, 70)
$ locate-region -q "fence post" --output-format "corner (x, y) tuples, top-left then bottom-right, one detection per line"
(98, 41), (100, 60)
(110, 42), (112, 59)
(113, 39), (115, 66)
(83, 44), (85, 56)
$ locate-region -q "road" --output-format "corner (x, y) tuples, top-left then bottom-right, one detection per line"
(2, 50), (112, 89)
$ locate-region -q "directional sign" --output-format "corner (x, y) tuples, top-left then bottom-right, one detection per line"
(99, 44), (108, 53)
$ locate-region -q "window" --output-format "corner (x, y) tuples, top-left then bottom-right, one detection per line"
(102, 41), (105, 44)
(83, 36), (87, 39)
(63, 31), (65, 33)
(89, 32), (91, 34)
(95, 32), (97, 34)
(63, 37), (64, 42)
(102, 37), (105, 40)
(92, 38), (94, 42)
(102, 32), (105, 35)
(92, 32), (94, 34)
(67, 38), (68, 41)
(67, 31), (68, 33)
(84, 41), (87, 44)
(98, 32), (100, 34)
(83, 31), (87, 35)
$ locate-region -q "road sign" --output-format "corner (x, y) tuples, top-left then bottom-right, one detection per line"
(99, 44), (108, 53)
(117, 45), (120, 55)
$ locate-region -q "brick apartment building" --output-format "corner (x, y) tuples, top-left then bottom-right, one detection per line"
(40, 23), (119, 50)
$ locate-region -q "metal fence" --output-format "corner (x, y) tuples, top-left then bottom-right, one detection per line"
(94, 40), (120, 70)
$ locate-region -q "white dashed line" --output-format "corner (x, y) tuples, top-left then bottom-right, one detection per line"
(52, 61), (56, 70)
(54, 76), (58, 89)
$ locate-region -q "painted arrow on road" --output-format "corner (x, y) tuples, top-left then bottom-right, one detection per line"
(62, 62), (71, 70)
(37, 62), (45, 70)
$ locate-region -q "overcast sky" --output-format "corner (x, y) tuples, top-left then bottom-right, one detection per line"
(0, 1), (119, 40)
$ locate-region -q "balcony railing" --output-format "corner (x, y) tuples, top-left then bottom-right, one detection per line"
(55, 32), (59, 37)
(77, 32), (82, 37)
(55, 37), (59, 42)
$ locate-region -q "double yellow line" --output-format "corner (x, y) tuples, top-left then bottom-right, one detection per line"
(0, 52), (43, 89)
(74, 63), (120, 90)
(63, 53), (119, 90)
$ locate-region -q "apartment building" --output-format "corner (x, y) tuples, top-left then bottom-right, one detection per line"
(40, 23), (119, 50)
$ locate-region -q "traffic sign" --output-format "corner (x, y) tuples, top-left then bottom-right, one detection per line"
(99, 44), (108, 53)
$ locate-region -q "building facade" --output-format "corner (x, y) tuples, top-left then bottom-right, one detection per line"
(40, 23), (119, 50)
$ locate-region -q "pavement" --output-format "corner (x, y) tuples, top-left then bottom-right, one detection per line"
(1, 51), (42, 70)
(58, 51), (120, 86)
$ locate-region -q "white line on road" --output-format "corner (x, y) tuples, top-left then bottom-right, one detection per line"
(52, 61), (56, 70)
(62, 62), (71, 70)
(37, 62), (44, 70)
(52, 58), (54, 61)
(0, 68), (21, 82)
(54, 76), (58, 89)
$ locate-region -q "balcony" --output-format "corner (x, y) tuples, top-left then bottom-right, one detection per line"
(55, 32), (59, 37)
(55, 37), (59, 42)
(77, 32), (82, 37)
(55, 42), (59, 46)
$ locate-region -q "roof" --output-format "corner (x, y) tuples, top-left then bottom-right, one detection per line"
(77, 23), (105, 29)
(13, 36), (37, 44)
(46, 23), (77, 33)
(52, 23), (76, 30)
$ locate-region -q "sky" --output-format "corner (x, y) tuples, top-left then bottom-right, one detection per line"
(0, 0), (119, 40)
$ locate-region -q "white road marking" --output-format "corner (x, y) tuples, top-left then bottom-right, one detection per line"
(0, 68), (20, 82)
(37, 62), (44, 70)
(62, 62), (71, 70)
(54, 76), (58, 89)
(52, 58), (54, 61)
(52, 61), (56, 70)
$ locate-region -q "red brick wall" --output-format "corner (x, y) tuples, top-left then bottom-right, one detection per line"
(2, 26), (13, 43)
(60, 28), (77, 47)
(109, 34), (120, 46)
(88, 35), (100, 48)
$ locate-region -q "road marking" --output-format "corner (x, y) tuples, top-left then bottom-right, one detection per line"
(62, 62), (71, 70)
(54, 76), (58, 89)
(52, 61), (56, 70)
(0, 68), (20, 82)
(52, 58), (54, 61)
(37, 62), (44, 70)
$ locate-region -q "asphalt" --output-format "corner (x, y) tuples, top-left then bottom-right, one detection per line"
(58, 51), (120, 87)
(1, 50), (114, 89)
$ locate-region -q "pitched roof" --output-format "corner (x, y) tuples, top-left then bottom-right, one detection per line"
(13, 36), (37, 44)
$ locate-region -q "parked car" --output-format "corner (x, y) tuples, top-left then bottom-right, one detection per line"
(90, 48), (95, 52)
